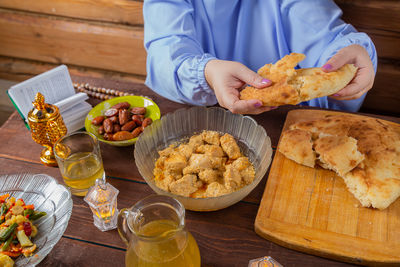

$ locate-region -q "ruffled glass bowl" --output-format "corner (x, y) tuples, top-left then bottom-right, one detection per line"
(0, 173), (72, 266)
(134, 107), (272, 211)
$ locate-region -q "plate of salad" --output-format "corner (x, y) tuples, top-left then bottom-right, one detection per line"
(0, 174), (72, 266)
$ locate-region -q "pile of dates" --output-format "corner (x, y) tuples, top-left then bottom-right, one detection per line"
(91, 102), (152, 141)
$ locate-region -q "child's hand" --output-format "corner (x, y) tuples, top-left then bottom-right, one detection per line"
(205, 59), (277, 114)
(321, 44), (375, 100)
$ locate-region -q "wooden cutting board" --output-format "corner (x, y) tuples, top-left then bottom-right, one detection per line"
(255, 109), (400, 266)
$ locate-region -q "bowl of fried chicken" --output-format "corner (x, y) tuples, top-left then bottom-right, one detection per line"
(134, 107), (272, 211)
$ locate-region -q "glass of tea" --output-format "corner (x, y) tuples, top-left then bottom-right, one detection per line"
(54, 131), (105, 196)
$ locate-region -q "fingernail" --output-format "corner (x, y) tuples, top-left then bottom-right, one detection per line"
(254, 102), (262, 108)
(261, 79), (271, 84)
(332, 94), (340, 97)
(270, 106), (278, 110)
(322, 64), (332, 71)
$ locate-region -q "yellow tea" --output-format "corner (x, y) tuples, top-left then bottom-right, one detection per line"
(125, 219), (201, 267)
(61, 152), (104, 196)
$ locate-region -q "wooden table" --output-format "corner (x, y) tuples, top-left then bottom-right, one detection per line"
(1, 76), (399, 267)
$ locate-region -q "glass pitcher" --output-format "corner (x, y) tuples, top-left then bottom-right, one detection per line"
(118, 195), (201, 267)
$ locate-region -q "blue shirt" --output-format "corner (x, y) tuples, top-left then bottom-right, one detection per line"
(143, 0), (377, 112)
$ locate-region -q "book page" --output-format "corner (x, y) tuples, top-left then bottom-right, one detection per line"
(8, 65), (75, 118)
(55, 92), (89, 113)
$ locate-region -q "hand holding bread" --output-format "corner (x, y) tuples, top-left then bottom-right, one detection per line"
(321, 44), (375, 100)
(204, 59), (277, 114)
(240, 53), (358, 106)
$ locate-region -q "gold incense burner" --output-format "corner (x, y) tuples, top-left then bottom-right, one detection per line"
(27, 92), (68, 166)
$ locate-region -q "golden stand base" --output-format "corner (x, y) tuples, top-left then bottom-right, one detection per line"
(40, 147), (58, 167)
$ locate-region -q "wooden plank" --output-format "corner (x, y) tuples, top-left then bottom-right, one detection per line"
(255, 109), (400, 266)
(0, 56), (145, 84)
(0, 0), (144, 25)
(361, 61), (400, 116)
(38, 237), (125, 266)
(0, 9), (147, 76)
(336, 0), (400, 32)
(361, 28), (400, 61)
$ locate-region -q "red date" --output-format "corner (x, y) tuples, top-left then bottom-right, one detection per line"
(111, 102), (130, 110)
(98, 125), (105, 135)
(113, 124), (121, 133)
(105, 108), (118, 117)
(103, 132), (114, 141)
(113, 131), (134, 141)
(109, 116), (118, 123)
(103, 118), (113, 133)
(92, 116), (105, 126)
(132, 115), (143, 126)
(142, 118), (153, 128)
(119, 109), (130, 125)
(121, 121), (136, 131)
(131, 127), (142, 138)
(131, 107), (146, 115)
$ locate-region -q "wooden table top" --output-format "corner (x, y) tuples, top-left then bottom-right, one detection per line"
(1, 75), (399, 267)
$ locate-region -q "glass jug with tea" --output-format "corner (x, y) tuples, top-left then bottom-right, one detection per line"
(118, 195), (201, 267)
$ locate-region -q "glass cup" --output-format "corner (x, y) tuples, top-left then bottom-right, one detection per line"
(54, 131), (105, 196)
(118, 195), (201, 267)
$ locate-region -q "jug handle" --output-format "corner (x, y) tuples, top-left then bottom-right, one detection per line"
(117, 208), (131, 245)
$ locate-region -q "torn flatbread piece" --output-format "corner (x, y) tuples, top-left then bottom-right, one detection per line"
(278, 129), (316, 168)
(240, 53), (357, 106)
(314, 134), (364, 177)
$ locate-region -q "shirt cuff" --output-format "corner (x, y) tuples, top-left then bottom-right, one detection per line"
(197, 53), (217, 96)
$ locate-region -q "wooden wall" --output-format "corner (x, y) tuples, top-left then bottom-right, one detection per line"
(0, 0), (399, 115)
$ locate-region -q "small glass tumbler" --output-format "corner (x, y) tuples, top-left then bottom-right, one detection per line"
(84, 179), (119, 231)
(54, 131), (105, 196)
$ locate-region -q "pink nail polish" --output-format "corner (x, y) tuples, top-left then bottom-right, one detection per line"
(322, 64), (332, 71)
(261, 79), (271, 84)
(333, 94), (340, 97)
(254, 102), (262, 108)
(270, 106), (278, 110)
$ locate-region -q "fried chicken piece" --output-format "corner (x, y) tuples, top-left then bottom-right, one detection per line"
(154, 173), (175, 192)
(223, 164), (242, 191)
(196, 144), (225, 157)
(232, 157), (256, 185)
(178, 144), (195, 159)
(169, 174), (201, 197)
(205, 182), (229, 197)
(220, 133), (241, 160)
(164, 152), (187, 173)
(201, 130), (220, 146)
(198, 169), (221, 184)
(188, 134), (204, 148)
(183, 154), (224, 174)
(158, 145), (175, 157)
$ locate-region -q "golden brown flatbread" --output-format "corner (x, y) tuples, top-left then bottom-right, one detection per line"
(240, 53), (357, 106)
(279, 114), (400, 210)
(278, 129), (316, 168)
(314, 134), (364, 177)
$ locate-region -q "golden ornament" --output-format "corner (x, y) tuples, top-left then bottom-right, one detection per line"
(27, 92), (68, 166)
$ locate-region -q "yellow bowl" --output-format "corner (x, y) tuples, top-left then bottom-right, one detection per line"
(85, 96), (161, 146)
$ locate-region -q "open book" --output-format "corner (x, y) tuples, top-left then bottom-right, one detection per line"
(7, 65), (92, 133)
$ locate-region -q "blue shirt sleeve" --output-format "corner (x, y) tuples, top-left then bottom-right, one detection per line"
(143, 0), (218, 106)
(280, 0), (378, 112)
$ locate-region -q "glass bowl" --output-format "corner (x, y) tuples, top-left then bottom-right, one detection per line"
(85, 96), (161, 146)
(0, 173), (73, 266)
(134, 107), (273, 211)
